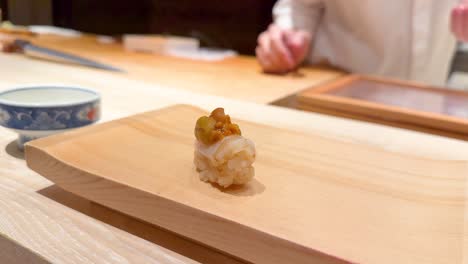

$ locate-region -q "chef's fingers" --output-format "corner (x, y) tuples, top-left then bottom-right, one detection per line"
(454, 5), (467, 42)
(284, 30), (310, 43)
(285, 30), (311, 64)
(257, 31), (268, 47)
(256, 46), (273, 71)
(258, 31), (285, 70)
(452, 6), (463, 41)
(268, 25), (295, 70)
(256, 46), (289, 73)
(458, 5), (467, 41)
(462, 5), (468, 42)
(453, 5), (467, 41)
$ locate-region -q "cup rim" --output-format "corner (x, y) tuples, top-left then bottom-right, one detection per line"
(0, 84), (101, 108)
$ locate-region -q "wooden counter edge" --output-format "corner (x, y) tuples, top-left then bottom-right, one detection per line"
(0, 232), (51, 264)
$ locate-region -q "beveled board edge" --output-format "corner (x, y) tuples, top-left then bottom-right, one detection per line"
(0, 232), (51, 264)
(24, 104), (349, 264)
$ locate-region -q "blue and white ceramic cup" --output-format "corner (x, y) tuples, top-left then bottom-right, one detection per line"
(0, 85), (101, 150)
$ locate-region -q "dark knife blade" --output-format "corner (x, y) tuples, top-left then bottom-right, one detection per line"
(14, 39), (125, 72)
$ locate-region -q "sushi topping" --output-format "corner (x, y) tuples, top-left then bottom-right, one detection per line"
(195, 108), (241, 145)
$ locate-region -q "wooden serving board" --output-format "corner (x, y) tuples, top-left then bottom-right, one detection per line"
(25, 105), (468, 264)
(297, 75), (468, 139)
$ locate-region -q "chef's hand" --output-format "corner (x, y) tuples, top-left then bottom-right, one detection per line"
(256, 24), (311, 74)
(451, 1), (468, 42)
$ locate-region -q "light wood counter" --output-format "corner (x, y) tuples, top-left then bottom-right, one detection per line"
(0, 35), (467, 263)
(5, 34), (343, 104)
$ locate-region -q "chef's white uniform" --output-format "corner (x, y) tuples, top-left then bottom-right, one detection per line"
(274, 0), (459, 85)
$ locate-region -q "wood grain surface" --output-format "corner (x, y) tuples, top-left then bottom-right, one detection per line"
(0, 144), (201, 264)
(1, 36), (468, 263)
(2, 66), (468, 263)
(0, 232), (50, 264)
(26, 104), (468, 264)
(3, 34), (342, 104)
(298, 104), (468, 141)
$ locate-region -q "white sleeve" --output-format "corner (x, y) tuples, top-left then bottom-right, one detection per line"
(273, 0), (324, 32)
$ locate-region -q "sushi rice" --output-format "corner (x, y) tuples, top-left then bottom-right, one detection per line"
(194, 135), (256, 188)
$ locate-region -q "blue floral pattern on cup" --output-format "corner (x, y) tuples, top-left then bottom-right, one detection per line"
(0, 86), (101, 149)
(0, 102), (100, 130)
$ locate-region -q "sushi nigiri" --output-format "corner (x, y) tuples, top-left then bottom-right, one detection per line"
(194, 108), (256, 188)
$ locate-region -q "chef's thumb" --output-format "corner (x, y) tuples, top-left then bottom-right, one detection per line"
(285, 31), (311, 62)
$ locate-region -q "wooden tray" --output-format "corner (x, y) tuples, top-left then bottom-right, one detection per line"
(297, 75), (468, 139)
(25, 105), (468, 264)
